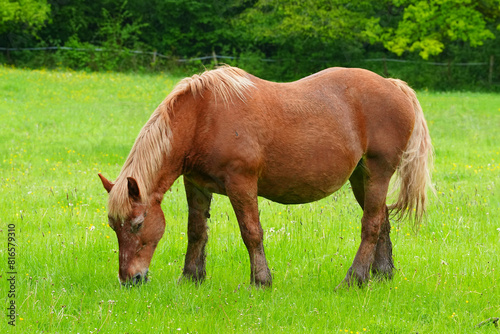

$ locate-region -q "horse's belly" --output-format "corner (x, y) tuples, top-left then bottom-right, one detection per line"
(257, 163), (354, 204)
(255, 132), (361, 204)
(258, 181), (342, 204)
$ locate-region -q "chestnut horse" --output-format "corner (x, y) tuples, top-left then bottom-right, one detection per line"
(98, 66), (433, 287)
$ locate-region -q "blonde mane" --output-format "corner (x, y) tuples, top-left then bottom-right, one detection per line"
(107, 66), (255, 219)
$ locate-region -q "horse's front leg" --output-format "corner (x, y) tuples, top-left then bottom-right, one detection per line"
(226, 174), (272, 287)
(181, 177), (212, 283)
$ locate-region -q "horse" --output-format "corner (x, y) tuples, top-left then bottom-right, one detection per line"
(98, 65), (433, 288)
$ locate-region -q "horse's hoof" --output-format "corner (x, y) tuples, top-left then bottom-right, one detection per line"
(371, 268), (394, 281)
(250, 267), (272, 288)
(337, 266), (371, 290)
(178, 272), (205, 285)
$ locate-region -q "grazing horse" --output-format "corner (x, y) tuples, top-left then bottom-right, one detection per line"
(98, 66), (433, 287)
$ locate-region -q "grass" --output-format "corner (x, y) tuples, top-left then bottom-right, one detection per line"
(0, 66), (499, 333)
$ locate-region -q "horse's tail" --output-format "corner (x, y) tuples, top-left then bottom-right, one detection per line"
(387, 79), (434, 224)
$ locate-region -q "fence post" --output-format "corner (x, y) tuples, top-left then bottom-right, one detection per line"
(489, 55), (494, 85)
(447, 59), (452, 82)
(212, 50), (218, 66)
(152, 50), (157, 64)
(383, 56), (388, 77)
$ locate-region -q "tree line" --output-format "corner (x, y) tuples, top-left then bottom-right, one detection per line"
(2, 0), (500, 89)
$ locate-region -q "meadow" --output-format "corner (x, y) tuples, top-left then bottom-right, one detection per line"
(0, 66), (499, 333)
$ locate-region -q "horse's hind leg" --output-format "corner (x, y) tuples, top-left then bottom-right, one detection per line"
(372, 207), (394, 279)
(182, 177), (212, 283)
(350, 166), (394, 280)
(342, 158), (394, 286)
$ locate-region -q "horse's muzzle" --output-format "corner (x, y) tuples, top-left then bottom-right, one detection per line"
(120, 269), (149, 286)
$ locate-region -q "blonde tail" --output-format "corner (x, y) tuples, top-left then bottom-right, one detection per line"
(388, 79), (434, 224)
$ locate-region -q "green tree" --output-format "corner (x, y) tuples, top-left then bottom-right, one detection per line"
(239, 0), (380, 42)
(126, 0), (251, 57)
(373, 0), (499, 59)
(0, 0), (50, 35)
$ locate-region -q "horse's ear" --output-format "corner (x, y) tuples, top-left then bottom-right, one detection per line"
(127, 177), (141, 202)
(98, 173), (114, 193)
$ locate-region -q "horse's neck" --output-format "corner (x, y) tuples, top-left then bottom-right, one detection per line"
(153, 161), (182, 199)
(150, 98), (195, 198)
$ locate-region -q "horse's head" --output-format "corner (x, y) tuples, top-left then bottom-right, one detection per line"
(98, 173), (165, 285)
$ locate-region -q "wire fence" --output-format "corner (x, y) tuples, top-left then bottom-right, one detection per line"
(0, 46), (491, 66)
(0, 46), (270, 63)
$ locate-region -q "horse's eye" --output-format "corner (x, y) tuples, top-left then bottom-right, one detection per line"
(131, 221), (143, 233)
(131, 214), (145, 232)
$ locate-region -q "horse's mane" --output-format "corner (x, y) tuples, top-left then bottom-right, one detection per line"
(107, 66), (255, 219)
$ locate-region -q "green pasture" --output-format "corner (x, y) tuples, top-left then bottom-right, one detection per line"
(0, 66), (499, 333)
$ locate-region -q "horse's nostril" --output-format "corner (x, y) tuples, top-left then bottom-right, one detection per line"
(132, 273), (142, 284)
(131, 270), (149, 285)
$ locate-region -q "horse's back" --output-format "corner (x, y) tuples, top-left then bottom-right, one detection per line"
(253, 67), (416, 160)
(249, 67), (415, 152)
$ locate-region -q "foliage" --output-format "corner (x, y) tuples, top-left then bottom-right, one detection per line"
(376, 0), (498, 59)
(92, 2), (148, 71)
(0, 0), (50, 35)
(237, 0), (379, 44)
